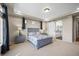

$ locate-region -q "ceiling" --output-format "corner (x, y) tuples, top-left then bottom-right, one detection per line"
(7, 3), (79, 21)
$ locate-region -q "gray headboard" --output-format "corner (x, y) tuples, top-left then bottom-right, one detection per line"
(28, 28), (39, 33)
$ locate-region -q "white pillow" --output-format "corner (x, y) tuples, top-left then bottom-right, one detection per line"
(40, 29), (44, 33)
(29, 32), (36, 36)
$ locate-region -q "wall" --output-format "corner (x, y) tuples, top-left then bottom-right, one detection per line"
(8, 16), (22, 45)
(27, 20), (40, 28)
(62, 15), (73, 42)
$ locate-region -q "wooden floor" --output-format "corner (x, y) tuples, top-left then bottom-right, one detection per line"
(3, 39), (79, 56)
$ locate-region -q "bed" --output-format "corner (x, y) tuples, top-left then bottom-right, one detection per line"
(27, 28), (52, 49)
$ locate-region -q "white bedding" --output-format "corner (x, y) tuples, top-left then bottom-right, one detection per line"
(28, 35), (37, 46)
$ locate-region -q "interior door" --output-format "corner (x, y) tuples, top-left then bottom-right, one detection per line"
(55, 20), (63, 40)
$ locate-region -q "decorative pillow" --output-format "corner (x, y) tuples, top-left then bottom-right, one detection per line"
(20, 30), (26, 35)
(36, 32), (40, 35)
(40, 29), (44, 33)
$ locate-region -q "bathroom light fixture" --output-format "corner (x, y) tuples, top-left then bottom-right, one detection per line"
(44, 7), (50, 12)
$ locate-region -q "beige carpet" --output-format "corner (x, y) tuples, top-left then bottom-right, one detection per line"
(3, 40), (79, 56)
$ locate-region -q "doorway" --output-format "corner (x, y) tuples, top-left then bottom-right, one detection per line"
(73, 16), (79, 42)
(75, 19), (79, 42)
(55, 20), (63, 40)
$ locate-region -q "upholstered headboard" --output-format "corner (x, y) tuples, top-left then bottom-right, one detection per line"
(28, 28), (39, 33)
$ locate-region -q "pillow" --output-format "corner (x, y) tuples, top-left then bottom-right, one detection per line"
(41, 33), (48, 35)
(40, 29), (44, 33)
(20, 30), (26, 35)
(29, 32), (36, 36)
(36, 32), (40, 35)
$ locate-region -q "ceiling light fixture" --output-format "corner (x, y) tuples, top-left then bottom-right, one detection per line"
(44, 7), (50, 12)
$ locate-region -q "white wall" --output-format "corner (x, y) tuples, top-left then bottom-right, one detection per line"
(62, 15), (73, 42)
(47, 21), (56, 38)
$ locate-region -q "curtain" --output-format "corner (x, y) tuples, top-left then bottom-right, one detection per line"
(22, 17), (26, 29)
(1, 3), (9, 54)
(40, 21), (42, 29)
